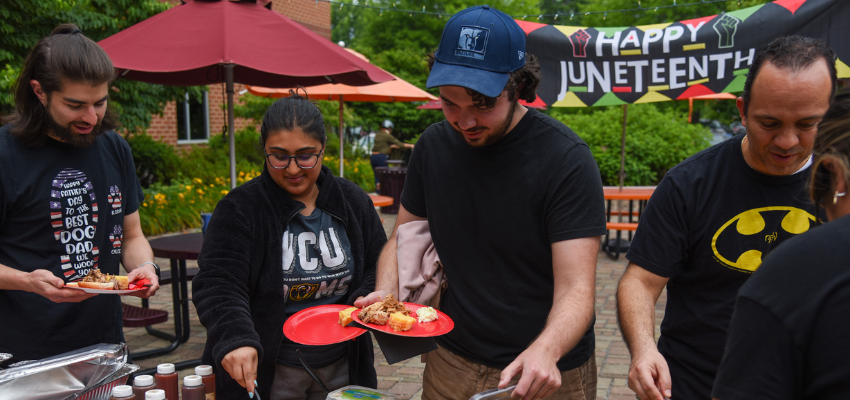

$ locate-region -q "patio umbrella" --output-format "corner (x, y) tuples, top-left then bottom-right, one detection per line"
(416, 97), (547, 110)
(98, 0), (393, 188)
(246, 49), (438, 177)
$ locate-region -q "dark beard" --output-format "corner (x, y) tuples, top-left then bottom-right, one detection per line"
(45, 109), (106, 148)
(454, 100), (518, 148)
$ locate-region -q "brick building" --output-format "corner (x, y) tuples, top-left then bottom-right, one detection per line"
(145, 0), (331, 149)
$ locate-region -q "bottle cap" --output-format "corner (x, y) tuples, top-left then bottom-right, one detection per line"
(156, 363), (175, 374)
(112, 385), (133, 397)
(184, 375), (203, 387)
(195, 365), (213, 376)
(134, 375), (154, 386)
(145, 389), (166, 400)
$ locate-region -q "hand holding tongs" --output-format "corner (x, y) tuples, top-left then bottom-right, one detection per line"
(469, 385), (518, 400)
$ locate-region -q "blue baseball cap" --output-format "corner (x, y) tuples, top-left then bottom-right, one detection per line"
(426, 5), (526, 98)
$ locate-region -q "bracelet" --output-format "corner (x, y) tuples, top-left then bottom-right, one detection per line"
(138, 262), (161, 280)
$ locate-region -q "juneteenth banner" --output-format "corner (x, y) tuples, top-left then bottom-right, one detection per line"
(518, 0), (850, 107)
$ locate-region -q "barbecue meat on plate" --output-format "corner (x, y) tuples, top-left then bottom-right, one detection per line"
(357, 294), (412, 325)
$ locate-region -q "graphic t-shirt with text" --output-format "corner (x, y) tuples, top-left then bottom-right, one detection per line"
(0, 126), (143, 361)
(278, 208), (353, 368)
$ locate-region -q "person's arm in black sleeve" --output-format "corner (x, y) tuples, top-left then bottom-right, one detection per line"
(618, 176), (687, 400)
(712, 296), (801, 400)
(192, 196), (261, 396)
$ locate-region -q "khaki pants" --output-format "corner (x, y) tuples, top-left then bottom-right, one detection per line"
(422, 345), (596, 400)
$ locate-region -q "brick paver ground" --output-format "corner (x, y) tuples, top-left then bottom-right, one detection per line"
(124, 211), (666, 400)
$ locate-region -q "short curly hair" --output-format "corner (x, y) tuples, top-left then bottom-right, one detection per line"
(426, 51), (541, 109)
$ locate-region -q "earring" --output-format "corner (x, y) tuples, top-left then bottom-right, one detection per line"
(834, 191), (846, 204)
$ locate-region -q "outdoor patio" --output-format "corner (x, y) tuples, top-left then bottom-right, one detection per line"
(122, 208), (666, 400)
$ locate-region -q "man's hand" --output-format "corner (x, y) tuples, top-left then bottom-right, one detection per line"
(28, 269), (96, 303)
(499, 343), (561, 400)
(222, 346), (258, 395)
(126, 263), (160, 298)
(628, 349), (672, 400)
(353, 289), (389, 308)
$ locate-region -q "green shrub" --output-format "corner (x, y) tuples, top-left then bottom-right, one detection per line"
(553, 104), (711, 186)
(126, 134), (181, 188)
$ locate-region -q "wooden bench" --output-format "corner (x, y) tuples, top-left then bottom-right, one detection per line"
(603, 222), (639, 259)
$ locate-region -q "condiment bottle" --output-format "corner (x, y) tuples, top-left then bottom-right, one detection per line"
(132, 375), (157, 399)
(155, 363), (178, 400)
(195, 365), (216, 400)
(182, 375), (206, 400)
(111, 385), (136, 400)
(145, 389), (166, 400)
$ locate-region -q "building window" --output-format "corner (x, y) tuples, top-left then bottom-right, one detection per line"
(177, 91), (209, 143)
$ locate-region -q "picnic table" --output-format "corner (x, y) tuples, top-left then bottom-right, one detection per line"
(602, 187), (655, 259)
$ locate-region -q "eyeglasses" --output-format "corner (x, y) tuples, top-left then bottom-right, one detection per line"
(265, 149), (323, 169)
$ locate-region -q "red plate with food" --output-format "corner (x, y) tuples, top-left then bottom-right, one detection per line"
(283, 304), (368, 345)
(352, 301), (454, 337)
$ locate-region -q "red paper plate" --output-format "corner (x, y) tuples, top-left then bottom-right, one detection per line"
(352, 302), (454, 337)
(283, 304), (367, 345)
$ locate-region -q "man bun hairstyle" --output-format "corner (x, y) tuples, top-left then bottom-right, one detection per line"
(742, 35), (837, 116)
(810, 92), (850, 208)
(260, 88), (327, 146)
(5, 23), (118, 147)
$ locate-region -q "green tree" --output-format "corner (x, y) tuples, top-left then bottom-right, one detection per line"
(556, 104), (710, 186)
(0, 0), (203, 134)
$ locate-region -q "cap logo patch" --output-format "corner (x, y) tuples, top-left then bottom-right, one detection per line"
(455, 26), (489, 60)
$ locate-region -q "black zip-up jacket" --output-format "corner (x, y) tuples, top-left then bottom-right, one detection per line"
(193, 165), (385, 399)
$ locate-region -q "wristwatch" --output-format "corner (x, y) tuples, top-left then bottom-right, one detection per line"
(139, 261), (161, 281)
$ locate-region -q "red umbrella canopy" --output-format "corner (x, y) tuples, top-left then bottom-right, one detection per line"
(98, 0), (393, 87)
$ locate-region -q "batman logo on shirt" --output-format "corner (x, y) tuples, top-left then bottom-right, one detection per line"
(289, 283), (318, 301)
(711, 206), (815, 273)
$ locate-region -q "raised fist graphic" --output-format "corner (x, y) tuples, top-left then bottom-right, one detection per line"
(569, 29), (592, 58)
(713, 14), (741, 49)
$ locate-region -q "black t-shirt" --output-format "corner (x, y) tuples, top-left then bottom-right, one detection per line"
(0, 125), (143, 361)
(401, 108), (607, 371)
(713, 214), (850, 400)
(626, 134), (819, 399)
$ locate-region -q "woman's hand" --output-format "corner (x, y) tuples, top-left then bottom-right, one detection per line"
(222, 346), (259, 395)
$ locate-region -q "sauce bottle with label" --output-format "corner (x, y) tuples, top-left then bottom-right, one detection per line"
(132, 375), (157, 399)
(155, 363), (178, 400)
(145, 389), (166, 400)
(195, 365), (216, 400)
(110, 385), (136, 400)
(182, 375), (206, 400)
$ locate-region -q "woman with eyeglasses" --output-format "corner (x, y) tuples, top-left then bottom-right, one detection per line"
(193, 93), (385, 400)
(712, 92), (850, 400)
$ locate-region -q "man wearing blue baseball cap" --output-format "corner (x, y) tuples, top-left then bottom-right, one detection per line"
(355, 5), (606, 400)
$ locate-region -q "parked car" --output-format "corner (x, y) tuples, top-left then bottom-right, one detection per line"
(700, 119), (733, 146)
(729, 121), (746, 136)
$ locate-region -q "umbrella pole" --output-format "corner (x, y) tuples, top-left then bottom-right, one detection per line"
(339, 96), (344, 178)
(225, 64), (237, 189)
(619, 104), (627, 191)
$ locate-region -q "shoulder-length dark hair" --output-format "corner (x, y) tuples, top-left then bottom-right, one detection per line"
(3, 23), (117, 147)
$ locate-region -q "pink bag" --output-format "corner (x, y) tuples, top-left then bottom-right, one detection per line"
(396, 220), (446, 307)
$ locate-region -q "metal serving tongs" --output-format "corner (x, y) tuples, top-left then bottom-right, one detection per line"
(469, 385), (518, 400)
(296, 348), (330, 397)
